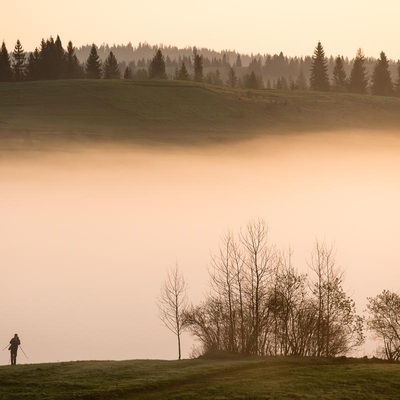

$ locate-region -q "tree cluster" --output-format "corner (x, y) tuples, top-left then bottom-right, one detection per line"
(159, 220), (400, 361)
(2, 37), (400, 96)
(180, 220), (364, 357)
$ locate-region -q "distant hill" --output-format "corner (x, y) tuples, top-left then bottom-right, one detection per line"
(1, 79), (400, 150)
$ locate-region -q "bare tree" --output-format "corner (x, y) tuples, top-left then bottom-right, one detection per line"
(157, 264), (188, 360)
(308, 241), (364, 356)
(366, 290), (400, 360)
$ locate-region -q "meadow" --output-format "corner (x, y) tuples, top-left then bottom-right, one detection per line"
(1, 80), (400, 151)
(1, 356), (399, 400)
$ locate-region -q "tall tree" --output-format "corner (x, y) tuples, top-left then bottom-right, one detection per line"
(12, 39), (26, 81)
(226, 67), (237, 88)
(148, 49), (167, 79)
(54, 35), (65, 79)
(396, 61), (400, 95)
(332, 56), (347, 91)
(157, 264), (189, 360)
(309, 42), (330, 91)
(348, 49), (369, 94)
(193, 47), (203, 82)
(65, 41), (82, 79)
(123, 66), (133, 79)
(103, 51), (121, 79)
(371, 51), (393, 96)
(366, 290), (400, 360)
(85, 44), (102, 79)
(175, 62), (189, 81)
(0, 41), (13, 81)
(26, 48), (40, 81)
(307, 241), (364, 357)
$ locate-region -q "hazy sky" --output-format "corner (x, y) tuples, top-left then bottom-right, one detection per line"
(3, 0), (400, 59)
(1, 132), (400, 363)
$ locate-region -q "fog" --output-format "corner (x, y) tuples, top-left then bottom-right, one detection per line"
(1, 130), (400, 364)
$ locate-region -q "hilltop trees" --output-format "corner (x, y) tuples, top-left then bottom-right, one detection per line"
(85, 44), (102, 79)
(366, 290), (400, 360)
(193, 47), (203, 82)
(175, 62), (189, 81)
(12, 40), (26, 81)
(149, 49), (167, 79)
(332, 56), (347, 91)
(103, 51), (121, 79)
(157, 264), (189, 360)
(0, 41), (13, 81)
(309, 41), (330, 91)
(65, 41), (83, 79)
(371, 51), (393, 96)
(348, 49), (369, 94)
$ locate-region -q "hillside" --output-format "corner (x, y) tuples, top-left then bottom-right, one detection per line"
(1, 357), (399, 399)
(1, 80), (400, 150)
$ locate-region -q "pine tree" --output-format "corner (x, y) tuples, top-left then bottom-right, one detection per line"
(348, 49), (369, 94)
(193, 47), (203, 82)
(235, 54), (242, 68)
(371, 51), (392, 96)
(0, 41), (13, 81)
(54, 35), (65, 79)
(396, 61), (400, 95)
(103, 51), (121, 79)
(148, 49), (167, 79)
(309, 41), (330, 91)
(85, 44), (102, 79)
(332, 56), (347, 91)
(175, 62), (189, 81)
(244, 71), (261, 89)
(12, 39), (26, 81)
(124, 66), (133, 79)
(296, 68), (308, 90)
(26, 48), (40, 80)
(65, 41), (82, 79)
(226, 67), (237, 88)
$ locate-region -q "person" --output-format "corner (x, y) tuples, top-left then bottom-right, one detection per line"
(9, 334), (21, 365)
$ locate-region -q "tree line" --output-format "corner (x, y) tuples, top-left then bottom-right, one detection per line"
(158, 220), (400, 361)
(1, 37), (400, 95)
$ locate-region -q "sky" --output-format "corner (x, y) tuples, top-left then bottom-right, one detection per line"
(2, 0), (400, 60)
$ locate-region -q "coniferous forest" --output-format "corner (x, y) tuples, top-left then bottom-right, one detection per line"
(1, 36), (400, 96)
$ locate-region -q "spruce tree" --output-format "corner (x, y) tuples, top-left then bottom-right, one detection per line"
(332, 56), (347, 91)
(148, 49), (167, 79)
(371, 51), (392, 96)
(123, 66), (133, 79)
(12, 39), (26, 81)
(348, 49), (369, 94)
(26, 48), (40, 80)
(193, 47), (203, 82)
(0, 41), (13, 81)
(226, 67), (237, 88)
(85, 44), (102, 79)
(309, 41), (330, 91)
(65, 41), (81, 79)
(103, 51), (121, 79)
(175, 62), (189, 80)
(54, 35), (65, 78)
(396, 61), (400, 95)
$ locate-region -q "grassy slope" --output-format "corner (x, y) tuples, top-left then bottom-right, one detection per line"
(1, 80), (400, 149)
(0, 357), (399, 400)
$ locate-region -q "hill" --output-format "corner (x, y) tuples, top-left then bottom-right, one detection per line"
(1, 80), (400, 150)
(0, 356), (399, 399)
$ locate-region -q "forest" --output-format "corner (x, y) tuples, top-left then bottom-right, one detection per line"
(1, 35), (400, 95)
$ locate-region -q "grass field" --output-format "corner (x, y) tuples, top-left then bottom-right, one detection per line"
(0, 356), (399, 399)
(1, 79), (400, 150)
